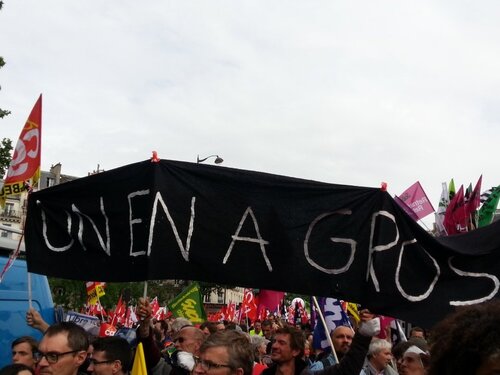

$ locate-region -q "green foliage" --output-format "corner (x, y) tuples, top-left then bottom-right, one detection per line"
(47, 278), (194, 311)
(0, 137), (13, 178)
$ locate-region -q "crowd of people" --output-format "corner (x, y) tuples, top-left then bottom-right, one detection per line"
(2, 299), (500, 375)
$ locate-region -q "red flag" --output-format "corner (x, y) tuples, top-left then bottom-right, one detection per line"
(0, 95), (42, 206)
(466, 175), (482, 223)
(240, 289), (257, 321)
(444, 185), (467, 235)
(257, 290), (284, 312)
(88, 302), (107, 318)
(226, 301), (236, 322)
(150, 297), (160, 318)
(220, 305), (227, 320)
(110, 295), (126, 326)
(99, 322), (117, 337)
(154, 306), (167, 321)
(257, 306), (267, 321)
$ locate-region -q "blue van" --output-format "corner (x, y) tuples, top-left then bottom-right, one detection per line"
(0, 253), (55, 368)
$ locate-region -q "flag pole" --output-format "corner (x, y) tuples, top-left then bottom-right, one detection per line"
(143, 281), (148, 299)
(96, 294), (105, 323)
(417, 219), (432, 232)
(312, 296), (338, 364)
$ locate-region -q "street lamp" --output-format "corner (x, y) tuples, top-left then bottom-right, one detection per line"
(197, 154), (224, 164)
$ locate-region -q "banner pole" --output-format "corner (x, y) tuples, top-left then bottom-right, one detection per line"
(27, 272), (32, 309)
(312, 296), (338, 364)
(143, 281), (148, 299)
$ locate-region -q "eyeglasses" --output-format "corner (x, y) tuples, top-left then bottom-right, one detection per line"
(34, 350), (80, 364)
(174, 337), (185, 343)
(193, 356), (233, 371)
(89, 358), (116, 366)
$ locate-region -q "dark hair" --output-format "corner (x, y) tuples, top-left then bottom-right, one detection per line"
(44, 322), (89, 352)
(428, 300), (500, 375)
(410, 326), (425, 337)
(0, 364), (34, 375)
(275, 325), (305, 357)
(200, 321), (217, 335)
(11, 336), (38, 353)
(92, 336), (132, 372)
(200, 331), (253, 375)
(261, 320), (272, 328)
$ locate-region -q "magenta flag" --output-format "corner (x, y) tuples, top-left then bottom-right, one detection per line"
(444, 185), (467, 235)
(257, 290), (284, 312)
(397, 181), (435, 220)
(466, 175), (482, 217)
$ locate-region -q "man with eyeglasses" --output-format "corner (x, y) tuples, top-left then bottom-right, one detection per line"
(35, 322), (89, 375)
(87, 337), (132, 375)
(193, 330), (253, 375)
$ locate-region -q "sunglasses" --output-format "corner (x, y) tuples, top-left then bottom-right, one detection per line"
(174, 337), (186, 343)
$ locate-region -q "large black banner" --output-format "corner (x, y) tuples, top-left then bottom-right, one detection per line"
(25, 160), (500, 327)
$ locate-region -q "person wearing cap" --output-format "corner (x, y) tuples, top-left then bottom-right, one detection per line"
(400, 346), (428, 375)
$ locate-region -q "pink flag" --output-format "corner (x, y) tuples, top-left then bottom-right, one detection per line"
(258, 290), (285, 312)
(466, 175), (482, 218)
(444, 185), (467, 235)
(397, 181), (435, 220)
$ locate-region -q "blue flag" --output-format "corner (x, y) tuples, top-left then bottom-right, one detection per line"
(312, 297), (352, 350)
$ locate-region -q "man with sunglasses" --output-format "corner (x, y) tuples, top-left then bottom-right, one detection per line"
(35, 322), (89, 375)
(87, 337), (132, 375)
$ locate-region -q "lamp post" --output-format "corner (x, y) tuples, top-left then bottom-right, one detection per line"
(197, 154), (224, 164)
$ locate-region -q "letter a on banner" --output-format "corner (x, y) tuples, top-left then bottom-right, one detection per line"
(0, 94), (42, 207)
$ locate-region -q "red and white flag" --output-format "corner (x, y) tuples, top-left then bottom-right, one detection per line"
(110, 295), (126, 326)
(239, 289), (257, 321)
(0, 95), (42, 206)
(150, 297), (160, 318)
(226, 301), (236, 322)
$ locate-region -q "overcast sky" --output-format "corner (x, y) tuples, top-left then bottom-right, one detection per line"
(1, 1), (499, 227)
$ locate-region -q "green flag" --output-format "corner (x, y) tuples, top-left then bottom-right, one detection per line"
(449, 178), (456, 201)
(478, 186), (500, 228)
(168, 282), (206, 323)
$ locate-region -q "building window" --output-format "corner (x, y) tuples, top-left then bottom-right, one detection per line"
(217, 290), (224, 304)
(46, 177), (55, 187)
(4, 203), (14, 216)
(1, 223), (12, 238)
